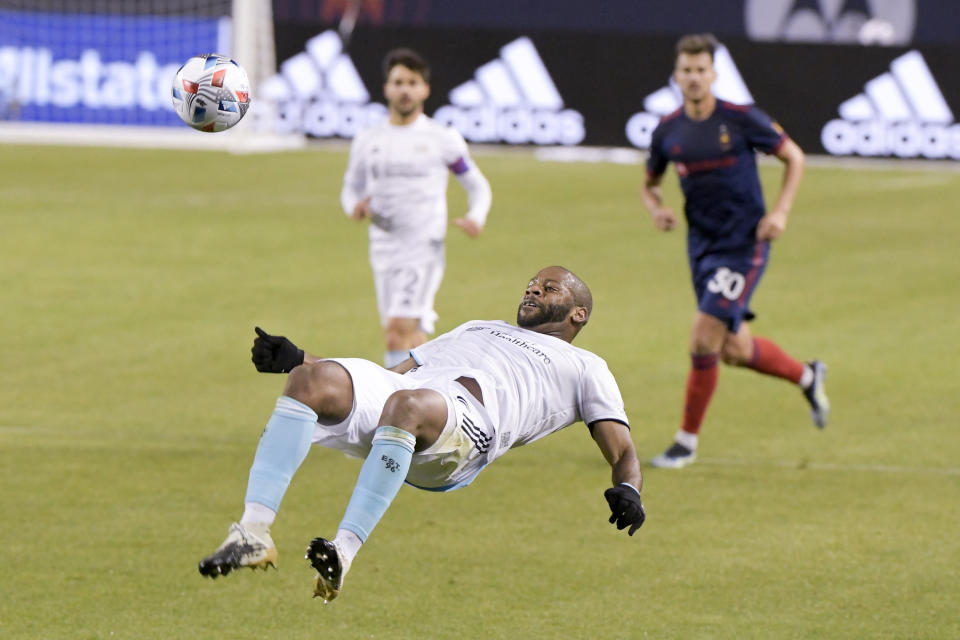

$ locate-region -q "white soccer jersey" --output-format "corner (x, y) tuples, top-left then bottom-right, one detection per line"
(341, 114), (489, 267)
(409, 320), (629, 461)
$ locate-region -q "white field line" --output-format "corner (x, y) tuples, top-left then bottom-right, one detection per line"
(691, 457), (960, 476)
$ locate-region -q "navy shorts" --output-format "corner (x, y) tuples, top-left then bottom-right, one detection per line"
(690, 242), (770, 333)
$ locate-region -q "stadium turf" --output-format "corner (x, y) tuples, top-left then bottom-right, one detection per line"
(1, 143), (958, 639)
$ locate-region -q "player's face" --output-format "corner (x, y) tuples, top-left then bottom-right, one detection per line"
(674, 52), (716, 104)
(384, 65), (430, 119)
(517, 269), (576, 328)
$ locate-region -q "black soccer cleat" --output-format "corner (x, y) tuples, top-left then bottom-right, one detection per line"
(306, 537), (348, 602)
(198, 523), (278, 578)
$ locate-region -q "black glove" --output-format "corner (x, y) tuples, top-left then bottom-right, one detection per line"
(604, 484), (646, 536)
(251, 326), (304, 373)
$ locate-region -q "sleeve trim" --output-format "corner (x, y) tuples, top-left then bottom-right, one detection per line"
(587, 418), (631, 433)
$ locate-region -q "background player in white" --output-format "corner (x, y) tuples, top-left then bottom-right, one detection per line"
(198, 266), (645, 602)
(341, 48), (492, 367)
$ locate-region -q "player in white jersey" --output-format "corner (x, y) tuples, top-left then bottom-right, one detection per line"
(199, 266), (645, 603)
(341, 48), (492, 368)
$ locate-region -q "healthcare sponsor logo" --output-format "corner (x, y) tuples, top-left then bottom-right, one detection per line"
(433, 37), (585, 146)
(821, 50), (959, 159)
(625, 44), (752, 149)
(258, 30), (386, 138)
(744, 0), (917, 46)
(487, 328), (552, 365)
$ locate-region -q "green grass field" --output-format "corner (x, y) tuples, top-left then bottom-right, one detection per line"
(2, 142), (958, 639)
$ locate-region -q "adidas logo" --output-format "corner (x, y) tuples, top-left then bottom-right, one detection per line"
(433, 37), (585, 146)
(821, 50), (958, 159)
(625, 44), (753, 149)
(258, 30), (386, 137)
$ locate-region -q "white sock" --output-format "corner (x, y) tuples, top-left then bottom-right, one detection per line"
(240, 501), (277, 527)
(674, 429), (699, 451)
(800, 364), (814, 389)
(334, 528), (363, 568)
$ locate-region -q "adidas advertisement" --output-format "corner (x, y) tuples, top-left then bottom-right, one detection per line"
(0, 9), (226, 126)
(625, 45), (960, 160)
(258, 30), (386, 138)
(266, 31), (583, 145)
(821, 50), (959, 160)
(268, 23), (960, 159)
(432, 37), (585, 146)
(616, 39), (960, 160)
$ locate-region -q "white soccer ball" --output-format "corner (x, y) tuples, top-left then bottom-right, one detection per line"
(172, 54), (251, 132)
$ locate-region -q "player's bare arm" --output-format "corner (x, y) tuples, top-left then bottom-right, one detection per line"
(592, 419), (646, 535)
(641, 172), (677, 231)
(590, 419), (643, 491)
(757, 138), (805, 241)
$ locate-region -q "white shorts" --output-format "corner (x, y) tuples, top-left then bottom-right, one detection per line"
(371, 258), (444, 335)
(312, 358), (496, 491)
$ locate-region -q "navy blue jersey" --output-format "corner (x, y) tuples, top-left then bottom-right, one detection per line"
(646, 100), (787, 257)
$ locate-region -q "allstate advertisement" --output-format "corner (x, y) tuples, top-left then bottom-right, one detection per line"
(0, 10), (228, 125)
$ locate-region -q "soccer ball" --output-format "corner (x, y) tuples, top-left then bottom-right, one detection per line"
(172, 54), (251, 132)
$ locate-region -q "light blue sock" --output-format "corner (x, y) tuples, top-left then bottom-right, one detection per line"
(339, 426), (416, 541)
(384, 350), (409, 368)
(244, 396), (317, 511)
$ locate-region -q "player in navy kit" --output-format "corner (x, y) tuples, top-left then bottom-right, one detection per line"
(640, 33), (830, 468)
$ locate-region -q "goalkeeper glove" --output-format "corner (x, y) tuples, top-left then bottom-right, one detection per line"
(251, 326), (304, 373)
(604, 483), (646, 536)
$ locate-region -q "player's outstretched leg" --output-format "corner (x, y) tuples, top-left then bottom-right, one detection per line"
(305, 389), (444, 601)
(734, 335), (830, 429)
(198, 522), (278, 577)
(802, 360), (830, 428)
(306, 537), (351, 603)
(305, 424), (416, 601)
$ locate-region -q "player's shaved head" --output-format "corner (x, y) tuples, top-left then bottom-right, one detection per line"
(543, 265), (593, 321)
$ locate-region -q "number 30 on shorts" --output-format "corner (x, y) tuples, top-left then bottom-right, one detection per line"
(707, 267), (746, 300)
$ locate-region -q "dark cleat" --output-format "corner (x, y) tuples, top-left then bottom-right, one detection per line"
(306, 537), (349, 603)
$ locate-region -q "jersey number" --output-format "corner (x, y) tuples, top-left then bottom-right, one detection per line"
(707, 267), (746, 300)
